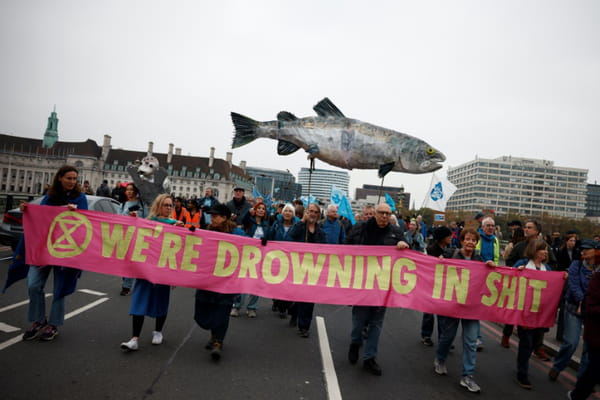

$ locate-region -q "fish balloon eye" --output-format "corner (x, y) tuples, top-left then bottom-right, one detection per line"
(426, 148), (435, 155)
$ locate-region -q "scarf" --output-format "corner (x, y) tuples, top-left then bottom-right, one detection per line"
(479, 232), (496, 262)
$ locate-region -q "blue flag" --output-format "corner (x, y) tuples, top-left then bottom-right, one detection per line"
(384, 192), (397, 212)
(330, 185), (356, 225)
(252, 186), (272, 209)
(301, 195), (317, 207)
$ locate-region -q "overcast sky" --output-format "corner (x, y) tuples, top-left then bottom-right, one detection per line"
(1, 1), (599, 207)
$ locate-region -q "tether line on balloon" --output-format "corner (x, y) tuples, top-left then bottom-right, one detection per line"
(305, 157), (315, 242)
(377, 176), (385, 205)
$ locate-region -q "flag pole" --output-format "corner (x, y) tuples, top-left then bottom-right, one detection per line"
(421, 173), (436, 209)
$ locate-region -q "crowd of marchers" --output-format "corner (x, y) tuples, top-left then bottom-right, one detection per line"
(12, 165), (600, 399)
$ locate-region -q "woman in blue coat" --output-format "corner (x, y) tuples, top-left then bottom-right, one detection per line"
(231, 202), (270, 318)
(21, 165), (88, 342)
(267, 203), (299, 317)
(120, 194), (184, 351)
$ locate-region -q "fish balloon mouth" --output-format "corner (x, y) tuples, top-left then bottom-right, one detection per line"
(420, 160), (444, 172)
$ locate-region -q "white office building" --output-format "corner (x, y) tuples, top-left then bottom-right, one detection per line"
(446, 156), (588, 218)
(297, 168), (350, 202)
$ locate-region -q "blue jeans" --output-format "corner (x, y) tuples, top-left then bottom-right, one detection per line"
(233, 294), (259, 310)
(351, 306), (386, 360)
(27, 266), (65, 327)
(435, 316), (478, 376)
(122, 277), (135, 289)
(553, 310), (588, 373)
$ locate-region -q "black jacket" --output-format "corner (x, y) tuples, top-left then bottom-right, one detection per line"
(345, 217), (405, 246)
(286, 221), (327, 244)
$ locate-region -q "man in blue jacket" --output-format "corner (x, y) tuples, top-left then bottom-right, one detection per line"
(320, 204), (346, 244)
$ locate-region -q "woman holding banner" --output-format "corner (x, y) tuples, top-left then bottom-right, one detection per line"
(120, 194), (184, 351)
(267, 203), (300, 318)
(433, 228), (496, 393)
(119, 182), (145, 296)
(193, 203), (245, 360)
(513, 239), (568, 390)
(230, 202), (270, 318)
(21, 165), (88, 342)
(285, 202), (327, 338)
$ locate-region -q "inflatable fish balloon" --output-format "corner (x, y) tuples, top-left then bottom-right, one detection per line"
(231, 98), (445, 178)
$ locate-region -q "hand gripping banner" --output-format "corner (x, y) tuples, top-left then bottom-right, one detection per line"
(24, 205), (565, 327)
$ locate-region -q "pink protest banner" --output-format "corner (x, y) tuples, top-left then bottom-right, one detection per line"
(24, 205), (565, 327)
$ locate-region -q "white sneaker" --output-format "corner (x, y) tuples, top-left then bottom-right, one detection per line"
(120, 338), (138, 351)
(434, 359), (448, 375)
(152, 331), (163, 345)
(230, 308), (240, 317)
(460, 375), (481, 393)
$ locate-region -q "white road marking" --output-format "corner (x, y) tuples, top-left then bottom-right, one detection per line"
(0, 297), (109, 351)
(316, 316), (342, 400)
(0, 256), (13, 261)
(0, 294), (52, 313)
(77, 289), (107, 296)
(0, 335), (23, 351)
(64, 297), (109, 320)
(0, 322), (20, 333)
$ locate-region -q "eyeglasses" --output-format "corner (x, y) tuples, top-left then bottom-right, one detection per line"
(163, 204), (173, 208)
(376, 211), (391, 216)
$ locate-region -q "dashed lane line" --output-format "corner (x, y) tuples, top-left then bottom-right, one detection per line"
(0, 289), (104, 314)
(0, 322), (20, 333)
(316, 316), (342, 400)
(64, 297), (109, 319)
(0, 294), (52, 313)
(0, 297), (109, 351)
(77, 289), (107, 296)
(0, 335), (22, 351)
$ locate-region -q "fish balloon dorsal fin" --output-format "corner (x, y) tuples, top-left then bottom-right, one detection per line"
(313, 98), (345, 118)
(277, 111), (298, 121)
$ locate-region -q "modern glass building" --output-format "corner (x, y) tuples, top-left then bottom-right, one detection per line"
(245, 166), (302, 203)
(446, 156), (588, 218)
(297, 167), (350, 202)
(586, 183), (600, 218)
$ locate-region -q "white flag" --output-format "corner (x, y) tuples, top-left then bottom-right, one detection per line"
(422, 173), (457, 212)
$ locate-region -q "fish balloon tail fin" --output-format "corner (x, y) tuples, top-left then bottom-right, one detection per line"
(231, 112), (260, 148)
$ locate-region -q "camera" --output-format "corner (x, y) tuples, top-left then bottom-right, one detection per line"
(128, 204), (141, 212)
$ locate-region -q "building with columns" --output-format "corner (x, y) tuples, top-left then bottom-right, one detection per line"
(0, 109), (253, 210)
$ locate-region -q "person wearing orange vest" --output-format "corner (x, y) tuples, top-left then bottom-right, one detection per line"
(185, 199), (203, 230)
(171, 196), (190, 225)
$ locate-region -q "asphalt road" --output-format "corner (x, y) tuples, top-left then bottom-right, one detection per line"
(0, 248), (594, 400)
